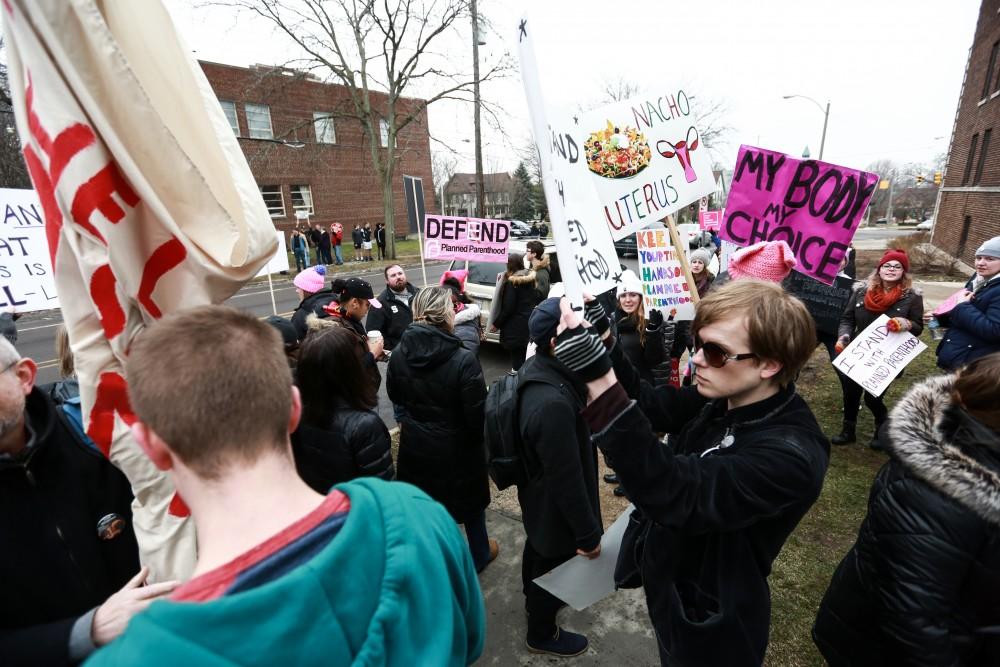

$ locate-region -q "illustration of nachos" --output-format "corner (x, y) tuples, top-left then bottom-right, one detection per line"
(584, 120), (652, 179)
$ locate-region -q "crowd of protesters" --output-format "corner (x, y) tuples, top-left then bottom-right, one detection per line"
(2, 233), (999, 666)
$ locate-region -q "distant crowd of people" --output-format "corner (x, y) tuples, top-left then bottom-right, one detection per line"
(290, 221), (387, 271)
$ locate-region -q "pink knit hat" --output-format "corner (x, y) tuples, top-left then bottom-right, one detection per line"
(728, 240), (797, 282)
(440, 269), (468, 292)
(293, 265), (326, 293)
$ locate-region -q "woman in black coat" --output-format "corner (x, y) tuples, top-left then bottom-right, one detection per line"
(292, 326), (393, 493)
(387, 287), (498, 572)
(491, 253), (537, 371)
(614, 270), (664, 385)
(813, 352), (1000, 666)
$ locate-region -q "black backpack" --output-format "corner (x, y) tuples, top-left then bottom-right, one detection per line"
(483, 372), (550, 490)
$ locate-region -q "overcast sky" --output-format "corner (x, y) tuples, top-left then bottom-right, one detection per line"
(166, 0), (980, 177)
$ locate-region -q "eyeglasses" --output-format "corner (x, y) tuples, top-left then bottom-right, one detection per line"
(695, 340), (757, 368)
(881, 263), (904, 270)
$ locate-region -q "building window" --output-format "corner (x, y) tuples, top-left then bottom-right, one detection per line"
(260, 185), (285, 218)
(290, 184), (314, 215)
(986, 42), (1000, 99)
(219, 100), (239, 135)
(246, 103), (273, 139)
(974, 128), (992, 185)
(379, 119), (396, 148)
(963, 133), (979, 185)
(313, 112), (336, 144)
(958, 215), (973, 258)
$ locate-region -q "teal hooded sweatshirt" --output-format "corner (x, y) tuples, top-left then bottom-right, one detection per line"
(85, 478), (485, 666)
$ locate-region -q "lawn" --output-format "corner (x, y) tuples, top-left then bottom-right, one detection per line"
(282, 237), (424, 277)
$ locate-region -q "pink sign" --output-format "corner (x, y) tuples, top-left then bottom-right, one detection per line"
(422, 215), (510, 262)
(932, 288), (969, 316)
(721, 145), (878, 285)
(699, 210), (721, 231)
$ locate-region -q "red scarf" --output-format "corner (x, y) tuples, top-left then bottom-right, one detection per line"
(864, 285), (903, 314)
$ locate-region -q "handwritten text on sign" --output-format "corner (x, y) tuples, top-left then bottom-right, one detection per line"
(833, 314), (926, 396)
(0, 188), (59, 312)
(422, 215), (510, 262)
(784, 273), (854, 336)
(722, 146), (878, 285)
(636, 228), (695, 320)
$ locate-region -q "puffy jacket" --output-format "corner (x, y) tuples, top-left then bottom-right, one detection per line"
(493, 269), (536, 350)
(937, 275), (1000, 370)
(614, 308), (664, 385)
(387, 324), (489, 522)
(1, 388), (140, 666)
(306, 313), (381, 393)
(290, 288), (337, 342)
(453, 303), (482, 359)
(838, 284), (925, 341)
(365, 284), (418, 351)
(291, 399), (394, 494)
(813, 375), (1000, 666)
(530, 256), (551, 301)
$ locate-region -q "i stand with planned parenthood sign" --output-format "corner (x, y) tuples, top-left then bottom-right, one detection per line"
(833, 314), (927, 397)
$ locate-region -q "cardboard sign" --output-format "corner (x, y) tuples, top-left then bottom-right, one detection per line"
(0, 188), (59, 312)
(722, 146), (878, 285)
(699, 210), (721, 231)
(421, 215), (510, 262)
(833, 314), (927, 396)
(784, 272), (854, 336)
(636, 228), (696, 320)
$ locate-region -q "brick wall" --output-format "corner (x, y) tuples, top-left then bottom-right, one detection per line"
(200, 61), (435, 242)
(933, 0), (1000, 263)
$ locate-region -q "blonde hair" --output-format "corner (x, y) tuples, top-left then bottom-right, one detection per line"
(412, 287), (455, 333)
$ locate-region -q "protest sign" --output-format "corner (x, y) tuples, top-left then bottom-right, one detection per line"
(421, 215), (510, 262)
(833, 314), (927, 396)
(254, 231), (289, 278)
(932, 287), (969, 316)
(699, 210), (721, 231)
(722, 146), (878, 285)
(719, 240), (739, 275)
(0, 188), (59, 312)
(637, 227), (696, 320)
(784, 272), (853, 335)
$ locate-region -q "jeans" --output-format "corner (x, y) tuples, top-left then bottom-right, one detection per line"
(293, 250), (307, 272)
(333, 244), (343, 265)
(465, 511), (491, 572)
(522, 540), (573, 641)
(319, 247), (333, 265)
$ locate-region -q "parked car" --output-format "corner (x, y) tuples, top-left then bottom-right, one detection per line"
(448, 239), (559, 344)
(509, 220), (535, 238)
(614, 233), (638, 257)
(916, 219), (933, 230)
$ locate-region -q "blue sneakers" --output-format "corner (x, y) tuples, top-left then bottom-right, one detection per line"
(526, 628), (589, 657)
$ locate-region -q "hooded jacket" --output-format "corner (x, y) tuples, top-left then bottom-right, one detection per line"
(366, 283), (419, 351)
(453, 303), (483, 358)
(813, 375), (1000, 666)
(387, 324), (489, 522)
(84, 479), (485, 667)
(530, 255), (551, 301)
(290, 288), (338, 341)
(493, 269), (536, 350)
(306, 313), (381, 393)
(937, 274), (1000, 370)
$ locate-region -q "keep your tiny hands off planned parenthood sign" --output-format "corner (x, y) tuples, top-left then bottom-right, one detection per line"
(422, 215), (510, 262)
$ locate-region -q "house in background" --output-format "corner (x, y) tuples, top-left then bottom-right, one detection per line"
(443, 172), (513, 218)
(201, 61), (435, 238)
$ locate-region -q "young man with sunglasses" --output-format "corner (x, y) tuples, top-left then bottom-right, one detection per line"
(550, 280), (830, 666)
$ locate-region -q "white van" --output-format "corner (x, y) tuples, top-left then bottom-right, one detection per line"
(448, 239), (559, 343)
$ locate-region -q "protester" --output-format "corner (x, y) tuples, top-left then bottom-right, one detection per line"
(441, 270), (483, 358)
(289, 265), (335, 341)
(265, 315), (301, 370)
(833, 249), (924, 447)
(688, 229), (718, 255)
(387, 288), (497, 573)
(366, 264), (419, 351)
(525, 240), (551, 302)
(375, 222), (387, 261)
(539, 221), (549, 238)
(0, 338), (175, 666)
(935, 235), (1000, 370)
(362, 222), (374, 262)
(491, 253), (537, 371)
(290, 228), (308, 272)
(813, 352), (1000, 666)
(86, 306), (484, 665)
(529, 221), (540, 237)
(293, 326), (393, 493)
(351, 223), (363, 262)
(329, 222), (345, 266)
(547, 281), (828, 666)
(688, 247), (715, 298)
(316, 223), (333, 265)
(319, 277), (385, 391)
(513, 298), (602, 657)
(307, 224), (323, 265)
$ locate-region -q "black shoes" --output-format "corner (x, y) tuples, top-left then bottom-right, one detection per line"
(526, 628), (589, 657)
(831, 421), (856, 446)
(603, 473), (619, 484)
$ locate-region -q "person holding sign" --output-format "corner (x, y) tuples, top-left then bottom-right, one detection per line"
(813, 352), (1000, 666)
(935, 236), (1000, 371)
(613, 270), (665, 385)
(833, 250), (924, 448)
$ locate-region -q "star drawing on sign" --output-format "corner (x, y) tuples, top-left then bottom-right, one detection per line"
(573, 116), (579, 125)
(518, 19), (527, 42)
(613, 271), (623, 283)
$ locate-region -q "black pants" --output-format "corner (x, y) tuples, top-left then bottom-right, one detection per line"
(841, 375), (890, 425)
(509, 345), (527, 371)
(521, 539), (573, 641)
(319, 246), (333, 264)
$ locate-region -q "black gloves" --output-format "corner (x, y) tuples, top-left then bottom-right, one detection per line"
(646, 308), (663, 330)
(554, 325), (613, 382)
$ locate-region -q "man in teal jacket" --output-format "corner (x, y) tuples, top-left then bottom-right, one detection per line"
(86, 305), (484, 666)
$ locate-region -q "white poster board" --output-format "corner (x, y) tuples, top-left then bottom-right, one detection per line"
(637, 228), (696, 320)
(832, 314), (927, 396)
(254, 231), (289, 278)
(0, 188), (59, 312)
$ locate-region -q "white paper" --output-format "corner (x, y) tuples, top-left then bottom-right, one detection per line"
(533, 504), (634, 611)
(833, 314), (927, 396)
(0, 188), (59, 312)
(254, 231), (289, 277)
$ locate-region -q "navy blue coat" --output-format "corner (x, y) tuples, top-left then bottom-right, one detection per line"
(936, 275), (1000, 370)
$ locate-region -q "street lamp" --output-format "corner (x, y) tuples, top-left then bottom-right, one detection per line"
(783, 94), (830, 161)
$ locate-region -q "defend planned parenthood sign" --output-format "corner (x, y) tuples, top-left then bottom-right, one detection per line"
(422, 215), (510, 262)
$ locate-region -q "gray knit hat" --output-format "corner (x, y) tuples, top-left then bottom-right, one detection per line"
(689, 248), (713, 268)
(975, 236), (1000, 259)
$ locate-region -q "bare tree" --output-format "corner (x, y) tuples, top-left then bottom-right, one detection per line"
(430, 149), (457, 212)
(216, 0), (508, 258)
(0, 37), (31, 189)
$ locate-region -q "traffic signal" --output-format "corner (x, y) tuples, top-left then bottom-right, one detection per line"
(934, 171), (942, 185)
(916, 174), (925, 184)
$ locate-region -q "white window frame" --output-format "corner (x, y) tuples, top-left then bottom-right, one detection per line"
(379, 119), (397, 148)
(290, 184), (314, 215)
(245, 103), (274, 139)
(313, 112), (336, 144)
(260, 185), (285, 218)
(219, 100), (239, 135)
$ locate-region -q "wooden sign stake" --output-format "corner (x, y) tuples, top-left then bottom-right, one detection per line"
(664, 215), (701, 304)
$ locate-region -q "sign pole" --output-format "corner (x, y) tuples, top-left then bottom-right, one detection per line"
(266, 266), (278, 315)
(665, 214), (700, 304)
(415, 215), (429, 287)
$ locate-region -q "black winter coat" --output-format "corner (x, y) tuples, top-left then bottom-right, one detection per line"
(387, 324), (489, 522)
(291, 399), (394, 494)
(516, 352), (603, 557)
(493, 269), (536, 350)
(0, 389), (140, 666)
(838, 283), (925, 341)
(365, 284), (418, 351)
(615, 309), (664, 385)
(813, 375), (1000, 666)
(290, 288), (338, 341)
(595, 344), (829, 666)
(306, 312), (382, 393)
(936, 274), (1000, 370)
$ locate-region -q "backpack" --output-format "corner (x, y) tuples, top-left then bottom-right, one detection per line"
(483, 371), (552, 490)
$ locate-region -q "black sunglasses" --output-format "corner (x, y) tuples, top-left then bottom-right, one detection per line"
(696, 340), (757, 368)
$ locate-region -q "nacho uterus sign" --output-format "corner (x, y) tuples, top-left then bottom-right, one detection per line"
(422, 215), (510, 262)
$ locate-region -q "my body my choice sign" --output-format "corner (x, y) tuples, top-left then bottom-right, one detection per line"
(722, 146), (878, 285)
(422, 215), (510, 262)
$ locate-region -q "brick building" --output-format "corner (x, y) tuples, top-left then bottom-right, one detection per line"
(200, 61), (434, 238)
(934, 0), (1000, 263)
(443, 172), (513, 218)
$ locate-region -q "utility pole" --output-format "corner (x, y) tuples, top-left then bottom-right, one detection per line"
(818, 100), (829, 161)
(471, 0), (485, 219)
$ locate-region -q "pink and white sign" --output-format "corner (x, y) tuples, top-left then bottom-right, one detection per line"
(932, 288), (969, 316)
(722, 146), (878, 285)
(699, 210), (721, 231)
(422, 215), (510, 262)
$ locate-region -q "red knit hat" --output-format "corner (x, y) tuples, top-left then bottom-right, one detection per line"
(878, 248), (909, 273)
(728, 240), (797, 282)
